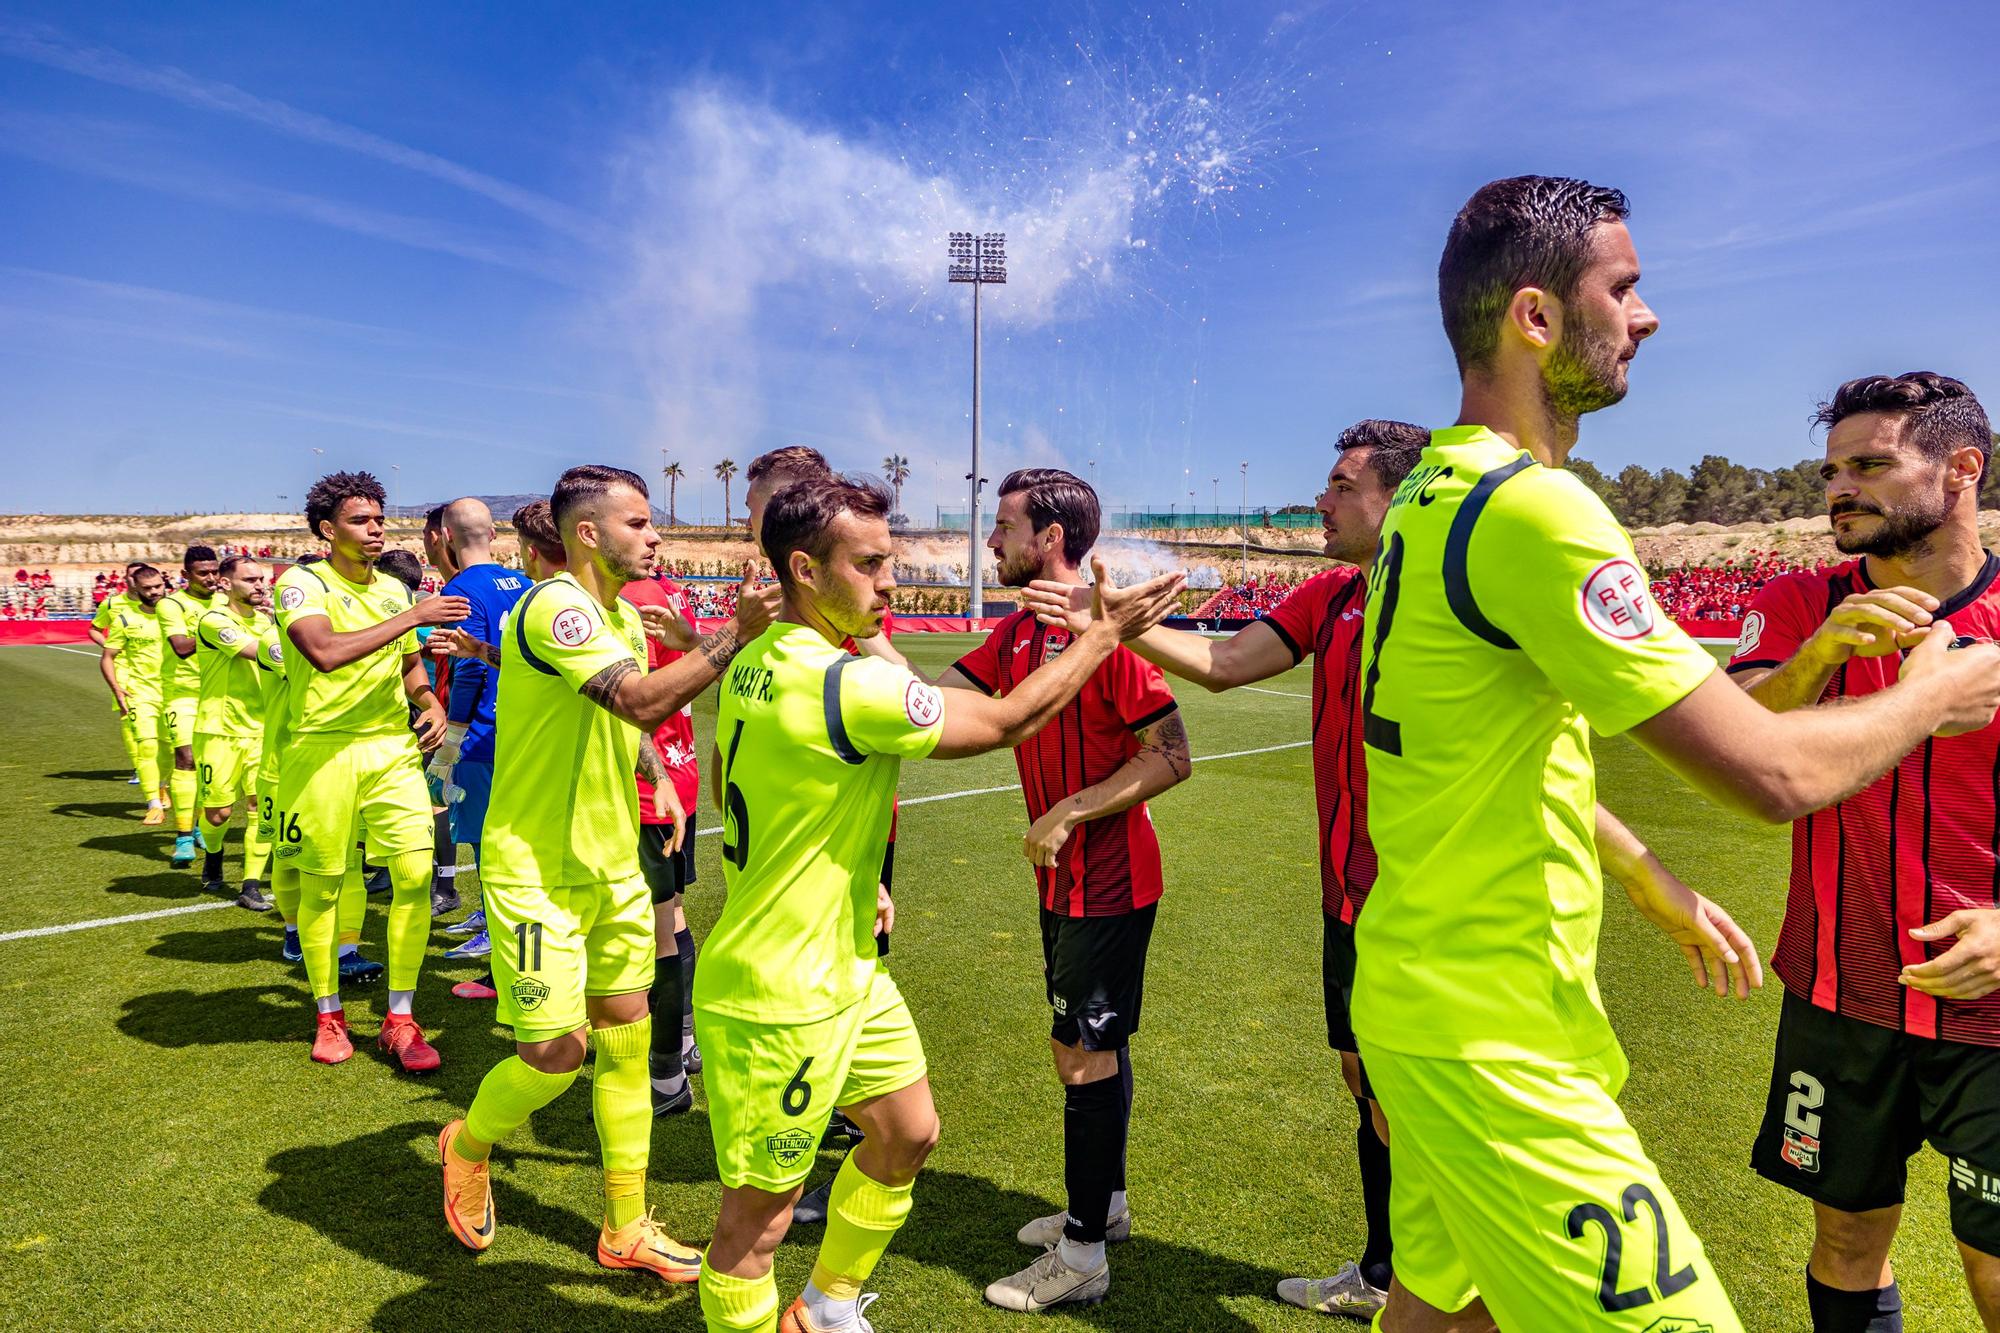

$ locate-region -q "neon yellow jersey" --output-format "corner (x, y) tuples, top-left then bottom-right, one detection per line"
(482, 573), (649, 888)
(1354, 426), (1717, 1063)
(107, 602), (165, 701)
(155, 589), (214, 701)
(91, 592), (133, 632)
(695, 623), (945, 1025)
(194, 603), (272, 737)
(271, 562), (416, 738)
(256, 623), (289, 757)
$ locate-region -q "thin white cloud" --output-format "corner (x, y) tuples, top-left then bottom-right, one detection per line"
(0, 265), (426, 344)
(0, 22), (605, 245)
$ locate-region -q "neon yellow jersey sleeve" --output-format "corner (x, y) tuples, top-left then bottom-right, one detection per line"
(1470, 466), (1715, 737)
(835, 655), (945, 760)
(520, 576), (642, 693)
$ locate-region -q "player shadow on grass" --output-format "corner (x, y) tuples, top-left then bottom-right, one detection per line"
(263, 1121), (706, 1331)
(82, 830), (183, 861)
(49, 799), (150, 819)
(104, 870), (205, 901)
(149, 924), (295, 966)
(118, 983), (311, 1047)
(44, 768), (131, 782)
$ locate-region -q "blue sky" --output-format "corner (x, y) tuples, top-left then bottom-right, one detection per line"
(3, 1), (1997, 518)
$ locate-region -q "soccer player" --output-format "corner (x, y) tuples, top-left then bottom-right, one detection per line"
(1729, 372), (2000, 1332)
(89, 560), (148, 648)
(920, 469), (1185, 1313)
(426, 499), (529, 927)
(1354, 174), (2000, 1333)
(617, 566), (704, 1114)
(98, 565), (170, 823)
(1025, 422), (1423, 1316)
(437, 465), (781, 1281)
(158, 545), (226, 866)
(192, 555), (274, 909)
(273, 472), (469, 1068)
(692, 476), (1183, 1333)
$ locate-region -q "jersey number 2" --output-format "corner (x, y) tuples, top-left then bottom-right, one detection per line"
(1566, 1182), (1698, 1313)
(1361, 532), (1403, 755)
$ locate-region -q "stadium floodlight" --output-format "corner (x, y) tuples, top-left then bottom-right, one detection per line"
(1239, 461), (1249, 586)
(948, 231), (1006, 621)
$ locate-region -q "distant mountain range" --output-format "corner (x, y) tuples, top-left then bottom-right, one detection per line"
(389, 495), (685, 525)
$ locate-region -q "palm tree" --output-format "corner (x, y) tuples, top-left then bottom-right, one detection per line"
(881, 454), (912, 518)
(714, 459), (739, 526)
(662, 460), (685, 525)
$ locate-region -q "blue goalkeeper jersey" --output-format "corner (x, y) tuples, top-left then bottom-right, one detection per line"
(442, 562), (529, 764)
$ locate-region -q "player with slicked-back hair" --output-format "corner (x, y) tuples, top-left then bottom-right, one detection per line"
(1346, 177), (2000, 1333)
(271, 469), (470, 1069)
(1730, 371), (2000, 1331)
(691, 471), (1185, 1333)
(99, 564), (171, 825)
(439, 463), (782, 1283)
(157, 542), (227, 864)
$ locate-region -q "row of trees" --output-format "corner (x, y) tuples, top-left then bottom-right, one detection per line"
(657, 454), (915, 526)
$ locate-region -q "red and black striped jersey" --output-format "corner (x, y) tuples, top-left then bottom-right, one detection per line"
(1263, 567), (1375, 922)
(955, 610), (1178, 917)
(1729, 553), (2000, 1045)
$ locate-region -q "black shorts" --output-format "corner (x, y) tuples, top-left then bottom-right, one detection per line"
(1751, 990), (2000, 1254)
(638, 823), (697, 904)
(1041, 904), (1156, 1051)
(1321, 911), (1375, 1099)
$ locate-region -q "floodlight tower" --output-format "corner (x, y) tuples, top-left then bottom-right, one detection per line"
(949, 231), (1005, 621)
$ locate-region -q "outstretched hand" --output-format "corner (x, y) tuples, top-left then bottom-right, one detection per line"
(1022, 580), (1093, 634)
(1088, 557), (1186, 642)
(1621, 857), (1763, 1000)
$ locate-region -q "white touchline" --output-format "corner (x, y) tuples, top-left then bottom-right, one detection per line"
(1242, 686), (1311, 699)
(34, 644), (101, 657)
(3, 740), (1311, 945)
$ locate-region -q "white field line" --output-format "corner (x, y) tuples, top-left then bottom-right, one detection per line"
(4, 740), (1311, 944)
(1242, 686), (1310, 699)
(35, 644), (100, 657)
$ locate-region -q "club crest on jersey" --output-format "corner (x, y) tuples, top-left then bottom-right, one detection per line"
(1640, 1320), (1716, 1333)
(1041, 633), (1069, 665)
(380, 597), (400, 614)
(1580, 558), (1656, 640)
(1735, 611), (1765, 659)
(510, 978), (550, 1012)
(279, 586), (305, 612)
(218, 627), (242, 645)
(905, 680), (943, 728)
(550, 607), (594, 647)
(766, 1128), (814, 1168)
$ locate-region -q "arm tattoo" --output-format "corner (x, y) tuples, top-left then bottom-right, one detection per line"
(636, 735), (668, 786)
(580, 659), (639, 711)
(697, 625), (745, 671)
(1139, 711), (1192, 781)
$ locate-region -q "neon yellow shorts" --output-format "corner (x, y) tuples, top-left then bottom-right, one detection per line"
(256, 731), (282, 793)
(1358, 1040), (1743, 1331)
(273, 733), (432, 876)
(164, 695), (196, 749)
(196, 732), (259, 809)
(701, 968), (928, 1192)
(480, 874), (654, 1041)
(123, 694), (162, 748)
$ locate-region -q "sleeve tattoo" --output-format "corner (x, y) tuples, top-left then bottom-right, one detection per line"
(636, 734), (668, 785)
(579, 659), (639, 711)
(1139, 711), (1192, 781)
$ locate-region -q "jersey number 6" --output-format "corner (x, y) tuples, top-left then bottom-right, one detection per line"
(721, 718), (750, 871)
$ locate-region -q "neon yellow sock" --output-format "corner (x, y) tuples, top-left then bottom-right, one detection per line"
(171, 766), (196, 833)
(243, 806), (269, 883)
(296, 870), (345, 1001)
(199, 820), (226, 855)
(272, 861), (301, 924)
(604, 1168), (646, 1231)
(809, 1155), (915, 1301)
(124, 719), (158, 791)
(698, 1259), (778, 1332)
(462, 1056), (578, 1155)
(383, 850), (432, 992)
(590, 1017), (652, 1226)
(337, 847), (366, 943)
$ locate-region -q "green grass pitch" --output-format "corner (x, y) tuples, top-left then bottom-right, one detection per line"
(0, 636), (1977, 1330)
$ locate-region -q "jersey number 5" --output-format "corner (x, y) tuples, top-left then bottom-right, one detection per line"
(1361, 532), (1404, 755)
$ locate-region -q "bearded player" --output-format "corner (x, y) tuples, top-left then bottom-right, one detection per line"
(192, 555), (274, 909)
(1354, 175), (2000, 1333)
(1730, 371), (2000, 1332)
(99, 565), (171, 824)
(691, 476), (1184, 1333)
(158, 545), (226, 866)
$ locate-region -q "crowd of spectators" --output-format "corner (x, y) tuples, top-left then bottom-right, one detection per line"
(1190, 579), (1296, 620)
(1647, 555), (1830, 620)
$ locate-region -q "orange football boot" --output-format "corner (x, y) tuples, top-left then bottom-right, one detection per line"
(379, 1013), (441, 1072)
(438, 1119), (495, 1251)
(310, 1009), (353, 1064)
(597, 1208), (700, 1283)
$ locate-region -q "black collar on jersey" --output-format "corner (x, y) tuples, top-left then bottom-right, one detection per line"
(1854, 549), (2000, 620)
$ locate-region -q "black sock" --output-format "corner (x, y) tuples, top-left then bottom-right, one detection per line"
(202, 848), (224, 880)
(431, 811), (452, 882)
(650, 949), (685, 1079)
(1806, 1269), (1902, 1332)
(1356, 1097), (1394, 1290)
(1114, 1047), (1134, 1194)
(675, 927), (696, 1043)
(1062, 1073), (1127, 1245)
